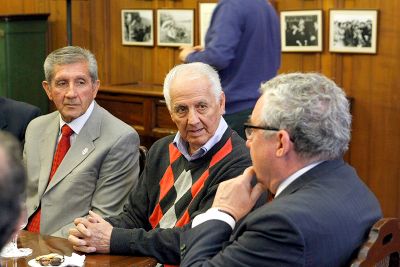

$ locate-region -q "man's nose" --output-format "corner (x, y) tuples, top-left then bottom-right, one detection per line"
(65, 84), (77, 97)
(187, 108), (200, 124)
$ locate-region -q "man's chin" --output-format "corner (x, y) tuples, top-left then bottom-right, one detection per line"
(61, 111), (83, 122)
(188, 128), (206, 137)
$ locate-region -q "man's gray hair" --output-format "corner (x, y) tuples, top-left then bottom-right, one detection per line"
(260, 72), (351, 160)
(163, 62), (222, 111)
(44, 46), (98, 83)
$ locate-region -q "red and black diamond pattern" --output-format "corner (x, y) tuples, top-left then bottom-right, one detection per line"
(149, 138), (233, 229)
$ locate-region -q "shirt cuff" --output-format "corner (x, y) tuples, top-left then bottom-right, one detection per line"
(192, 207), (236, 230)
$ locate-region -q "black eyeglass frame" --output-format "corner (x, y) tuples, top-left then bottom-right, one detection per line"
(243, 123), (280, 139)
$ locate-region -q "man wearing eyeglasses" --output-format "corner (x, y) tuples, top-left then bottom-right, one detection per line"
(179, 72), (382, 266)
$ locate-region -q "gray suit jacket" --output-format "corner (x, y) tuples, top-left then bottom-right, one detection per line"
(180, 160), (382, 267)
(24, 102), (140, 237)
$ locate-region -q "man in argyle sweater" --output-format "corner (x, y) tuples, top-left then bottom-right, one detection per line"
(68, 62), (252, 265)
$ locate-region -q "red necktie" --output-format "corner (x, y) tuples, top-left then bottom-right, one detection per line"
(27, 125), (74, 233)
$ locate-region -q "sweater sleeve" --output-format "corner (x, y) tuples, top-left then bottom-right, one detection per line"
(186, 1), (243, 70)
(110, 227), (183, 264)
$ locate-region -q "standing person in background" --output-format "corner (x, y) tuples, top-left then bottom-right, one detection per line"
(179, 0), (281, 139)
(24, 46), (140, 238)
(0, 96), (41, 145)
(0, 131), (26, 250)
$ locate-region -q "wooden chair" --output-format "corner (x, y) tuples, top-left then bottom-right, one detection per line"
(139, 145), (148, 175)
(351, 218), (400, 267)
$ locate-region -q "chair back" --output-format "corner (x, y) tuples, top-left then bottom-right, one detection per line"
(139, 145), (148, 175)
(351, 218), (400, 267)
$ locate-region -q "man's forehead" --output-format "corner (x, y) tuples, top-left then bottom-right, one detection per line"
(172, 98), (210, 107)
(53, 73), (90, 80)
(52, 64), (91, 79)
(249, 95), (266, 123)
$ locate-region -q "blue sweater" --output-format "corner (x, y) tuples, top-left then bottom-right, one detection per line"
(186, 0), (281, 114)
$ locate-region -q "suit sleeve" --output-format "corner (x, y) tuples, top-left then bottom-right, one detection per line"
(180, 212), (305, 267)
(49, 131), (140, 237)
(91, 131), (140, 217)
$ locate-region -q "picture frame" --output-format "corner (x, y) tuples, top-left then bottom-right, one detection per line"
(157, 9), (194, 47)
(121, 9), (154, 46)
(329, 9), (378, 54)
(280, 10), (323, 52)
(198, 1), (218, 47)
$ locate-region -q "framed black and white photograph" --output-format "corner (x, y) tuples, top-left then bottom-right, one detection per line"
(280, 10), (323, 52)
(198, 1), (217, 47)
(121, 9), (154, 46)
(157, 9), (194, 47)
(329, 10), (378, 53)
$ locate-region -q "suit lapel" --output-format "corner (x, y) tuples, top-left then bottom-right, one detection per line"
(38, 115), (60, 197)
(45, 104), (102, 193)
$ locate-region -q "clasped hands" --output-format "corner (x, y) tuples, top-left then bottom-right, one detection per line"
(68, 210), (113, 253)
(212, 167), (265, 221)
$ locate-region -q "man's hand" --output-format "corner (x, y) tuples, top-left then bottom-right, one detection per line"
(178, 45), (203, 62)
(212, 167), (264, 221)
(68, 211), (113, 254)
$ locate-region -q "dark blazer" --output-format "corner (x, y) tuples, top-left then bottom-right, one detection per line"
(180, 160), (382, 267)
(0, 97), (41, 143)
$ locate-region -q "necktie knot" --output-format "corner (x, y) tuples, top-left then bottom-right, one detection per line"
(61, 124), (74, 137)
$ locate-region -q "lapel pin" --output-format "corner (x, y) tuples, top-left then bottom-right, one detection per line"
(82, 148), (88, 155)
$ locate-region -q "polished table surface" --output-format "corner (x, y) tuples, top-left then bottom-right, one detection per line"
(0, 231), (157, 267)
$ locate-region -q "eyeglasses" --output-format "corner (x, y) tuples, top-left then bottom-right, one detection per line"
(243, 123), (280, 139)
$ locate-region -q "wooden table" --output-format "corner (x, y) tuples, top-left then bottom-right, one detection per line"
(0, 231), (157, 267)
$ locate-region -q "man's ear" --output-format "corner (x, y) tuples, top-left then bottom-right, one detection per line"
(275, 130), (292, 157)
(92, 80), (100, 99)
(219, 91), (226, 115)
(42, 81), (53, 101)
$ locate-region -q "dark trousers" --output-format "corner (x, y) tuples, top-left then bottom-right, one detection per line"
(223, 108), (253, 140)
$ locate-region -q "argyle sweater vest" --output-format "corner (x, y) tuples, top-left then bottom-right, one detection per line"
(149, 137), (233, 229)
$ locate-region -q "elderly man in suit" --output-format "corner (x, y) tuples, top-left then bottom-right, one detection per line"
(0, 97), (41, 144)
(24, 46), (140, 238)
(180, 73), (382, 267)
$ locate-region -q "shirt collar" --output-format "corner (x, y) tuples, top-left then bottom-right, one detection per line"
(58, 101), (95, 134)
(275, 160), (324, 197)
(173, 117), (228, 161)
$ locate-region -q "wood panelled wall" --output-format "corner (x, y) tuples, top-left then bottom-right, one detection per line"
(1, 0), (399, 218)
